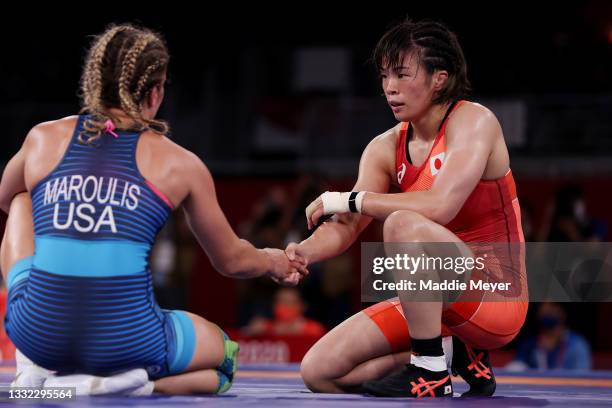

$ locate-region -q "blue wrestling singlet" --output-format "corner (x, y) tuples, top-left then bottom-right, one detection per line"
(5, 116), (196, 378)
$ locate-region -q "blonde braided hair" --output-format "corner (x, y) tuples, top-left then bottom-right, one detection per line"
(79, 24), (170, 144)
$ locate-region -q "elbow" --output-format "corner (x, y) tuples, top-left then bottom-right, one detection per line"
(428, 205), (459, 226)
(422, 190), (462, 225)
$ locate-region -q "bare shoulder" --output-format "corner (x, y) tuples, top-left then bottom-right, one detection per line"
(175, 143), (211, 180)
(32, 115), (79, 131)
(143, 132), (211, 184)
(355, 124), (401, 187)
(21, 116), (80, 189)
(25, 115), (79, 148)
(363, 124), (401, 161)
(446, 101), (501, 145)
(451, 101), (500, 129)
(162, 136), (205, 169)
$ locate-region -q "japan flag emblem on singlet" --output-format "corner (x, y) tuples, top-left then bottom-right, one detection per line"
(397, 163), (407, 184)
(429, 152), (445, 176)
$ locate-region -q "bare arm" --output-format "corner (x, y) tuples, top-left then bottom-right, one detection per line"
(182, 152), (300, 281)
(360, 105), (500, 224)
(0, 119), (74, 213)
(305, 105), (503, 227)
(295, 130), (396, 264)
(0, 131), (33, 213)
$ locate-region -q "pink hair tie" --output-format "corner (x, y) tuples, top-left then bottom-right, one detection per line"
(104, 119), (119, 138)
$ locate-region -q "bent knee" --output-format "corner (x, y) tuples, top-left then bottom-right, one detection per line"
(10, 192), (31, 206)
(300, 352), (321, 391)
(300, 350), (335, 393)
(383, 210), (430, 242)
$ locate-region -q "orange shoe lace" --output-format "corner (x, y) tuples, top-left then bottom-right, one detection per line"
(410, 375), (450, 398)
(466, 346), (492, 380)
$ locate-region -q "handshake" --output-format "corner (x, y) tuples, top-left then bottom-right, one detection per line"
(263, 242), (309, 287)
(262, 190), (364, 286)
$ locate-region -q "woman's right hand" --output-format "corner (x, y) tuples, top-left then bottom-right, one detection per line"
(263, 248), (308, 286)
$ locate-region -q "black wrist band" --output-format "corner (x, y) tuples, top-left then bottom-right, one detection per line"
(348, 191), (359, 213)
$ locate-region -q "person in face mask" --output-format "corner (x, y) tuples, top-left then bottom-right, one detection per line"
(511, 302), (592, 370)
(243, 288), (326, 338)
(547, 186), (601, 242)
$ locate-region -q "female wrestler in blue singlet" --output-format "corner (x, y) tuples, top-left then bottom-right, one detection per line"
(0, 24), (306, 395)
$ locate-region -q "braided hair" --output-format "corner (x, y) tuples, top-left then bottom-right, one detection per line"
(79, 23), (170, 144)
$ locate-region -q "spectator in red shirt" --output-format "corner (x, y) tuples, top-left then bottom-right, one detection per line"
(244, 288), (326, 338)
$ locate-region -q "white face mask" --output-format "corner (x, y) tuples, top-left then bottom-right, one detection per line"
(574, 200), (587, 223)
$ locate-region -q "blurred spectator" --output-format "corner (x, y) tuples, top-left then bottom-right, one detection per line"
(520, 204), (535, 242)
(234, 176), (354, 333)
(236, 187), (292, 326)
(242, 287), (326, 337)
(150, 214), (198, 310)
(285, 174), (328, 245)
(541, 186), (605, 242)
(303, 253), (354, 329)
(243, 187), (291, 249)
(510, 302), (592, 370)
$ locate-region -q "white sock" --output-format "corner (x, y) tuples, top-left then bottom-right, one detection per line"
(411, 354), (447, 372)
(43, 368), (149, 396)
(44, 374), (100, 396)
(442, 336), (453, 369)
(128, 381), (155, 396)
(11, 349), (55, 388)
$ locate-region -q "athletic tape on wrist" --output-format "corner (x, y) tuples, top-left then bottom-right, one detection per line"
(350, 191), (365, 213)
(321, 191), (364, 214)
(321, 192), (349, 214)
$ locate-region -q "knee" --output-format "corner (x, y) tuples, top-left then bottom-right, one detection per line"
(300, 350), (329, 393)
(383, 210), (430, 242)
(5, 193), (32, 224)
(0, 192), (29, 216)
(10, 192), (31, 208)
(300, 351), (320, 391)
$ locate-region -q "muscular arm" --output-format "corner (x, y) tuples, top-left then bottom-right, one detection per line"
(0, 119), (76, 214)
(297, 131), (396, 264)
(361, 105), (500, 224)
(181, 153), (275, 278)
(0, 130), (35, 213)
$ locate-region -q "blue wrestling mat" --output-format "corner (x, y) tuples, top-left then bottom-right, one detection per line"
(1, 362), (611, 407)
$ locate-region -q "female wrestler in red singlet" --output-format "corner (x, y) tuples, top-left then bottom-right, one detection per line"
(286, 18), (528, 398)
